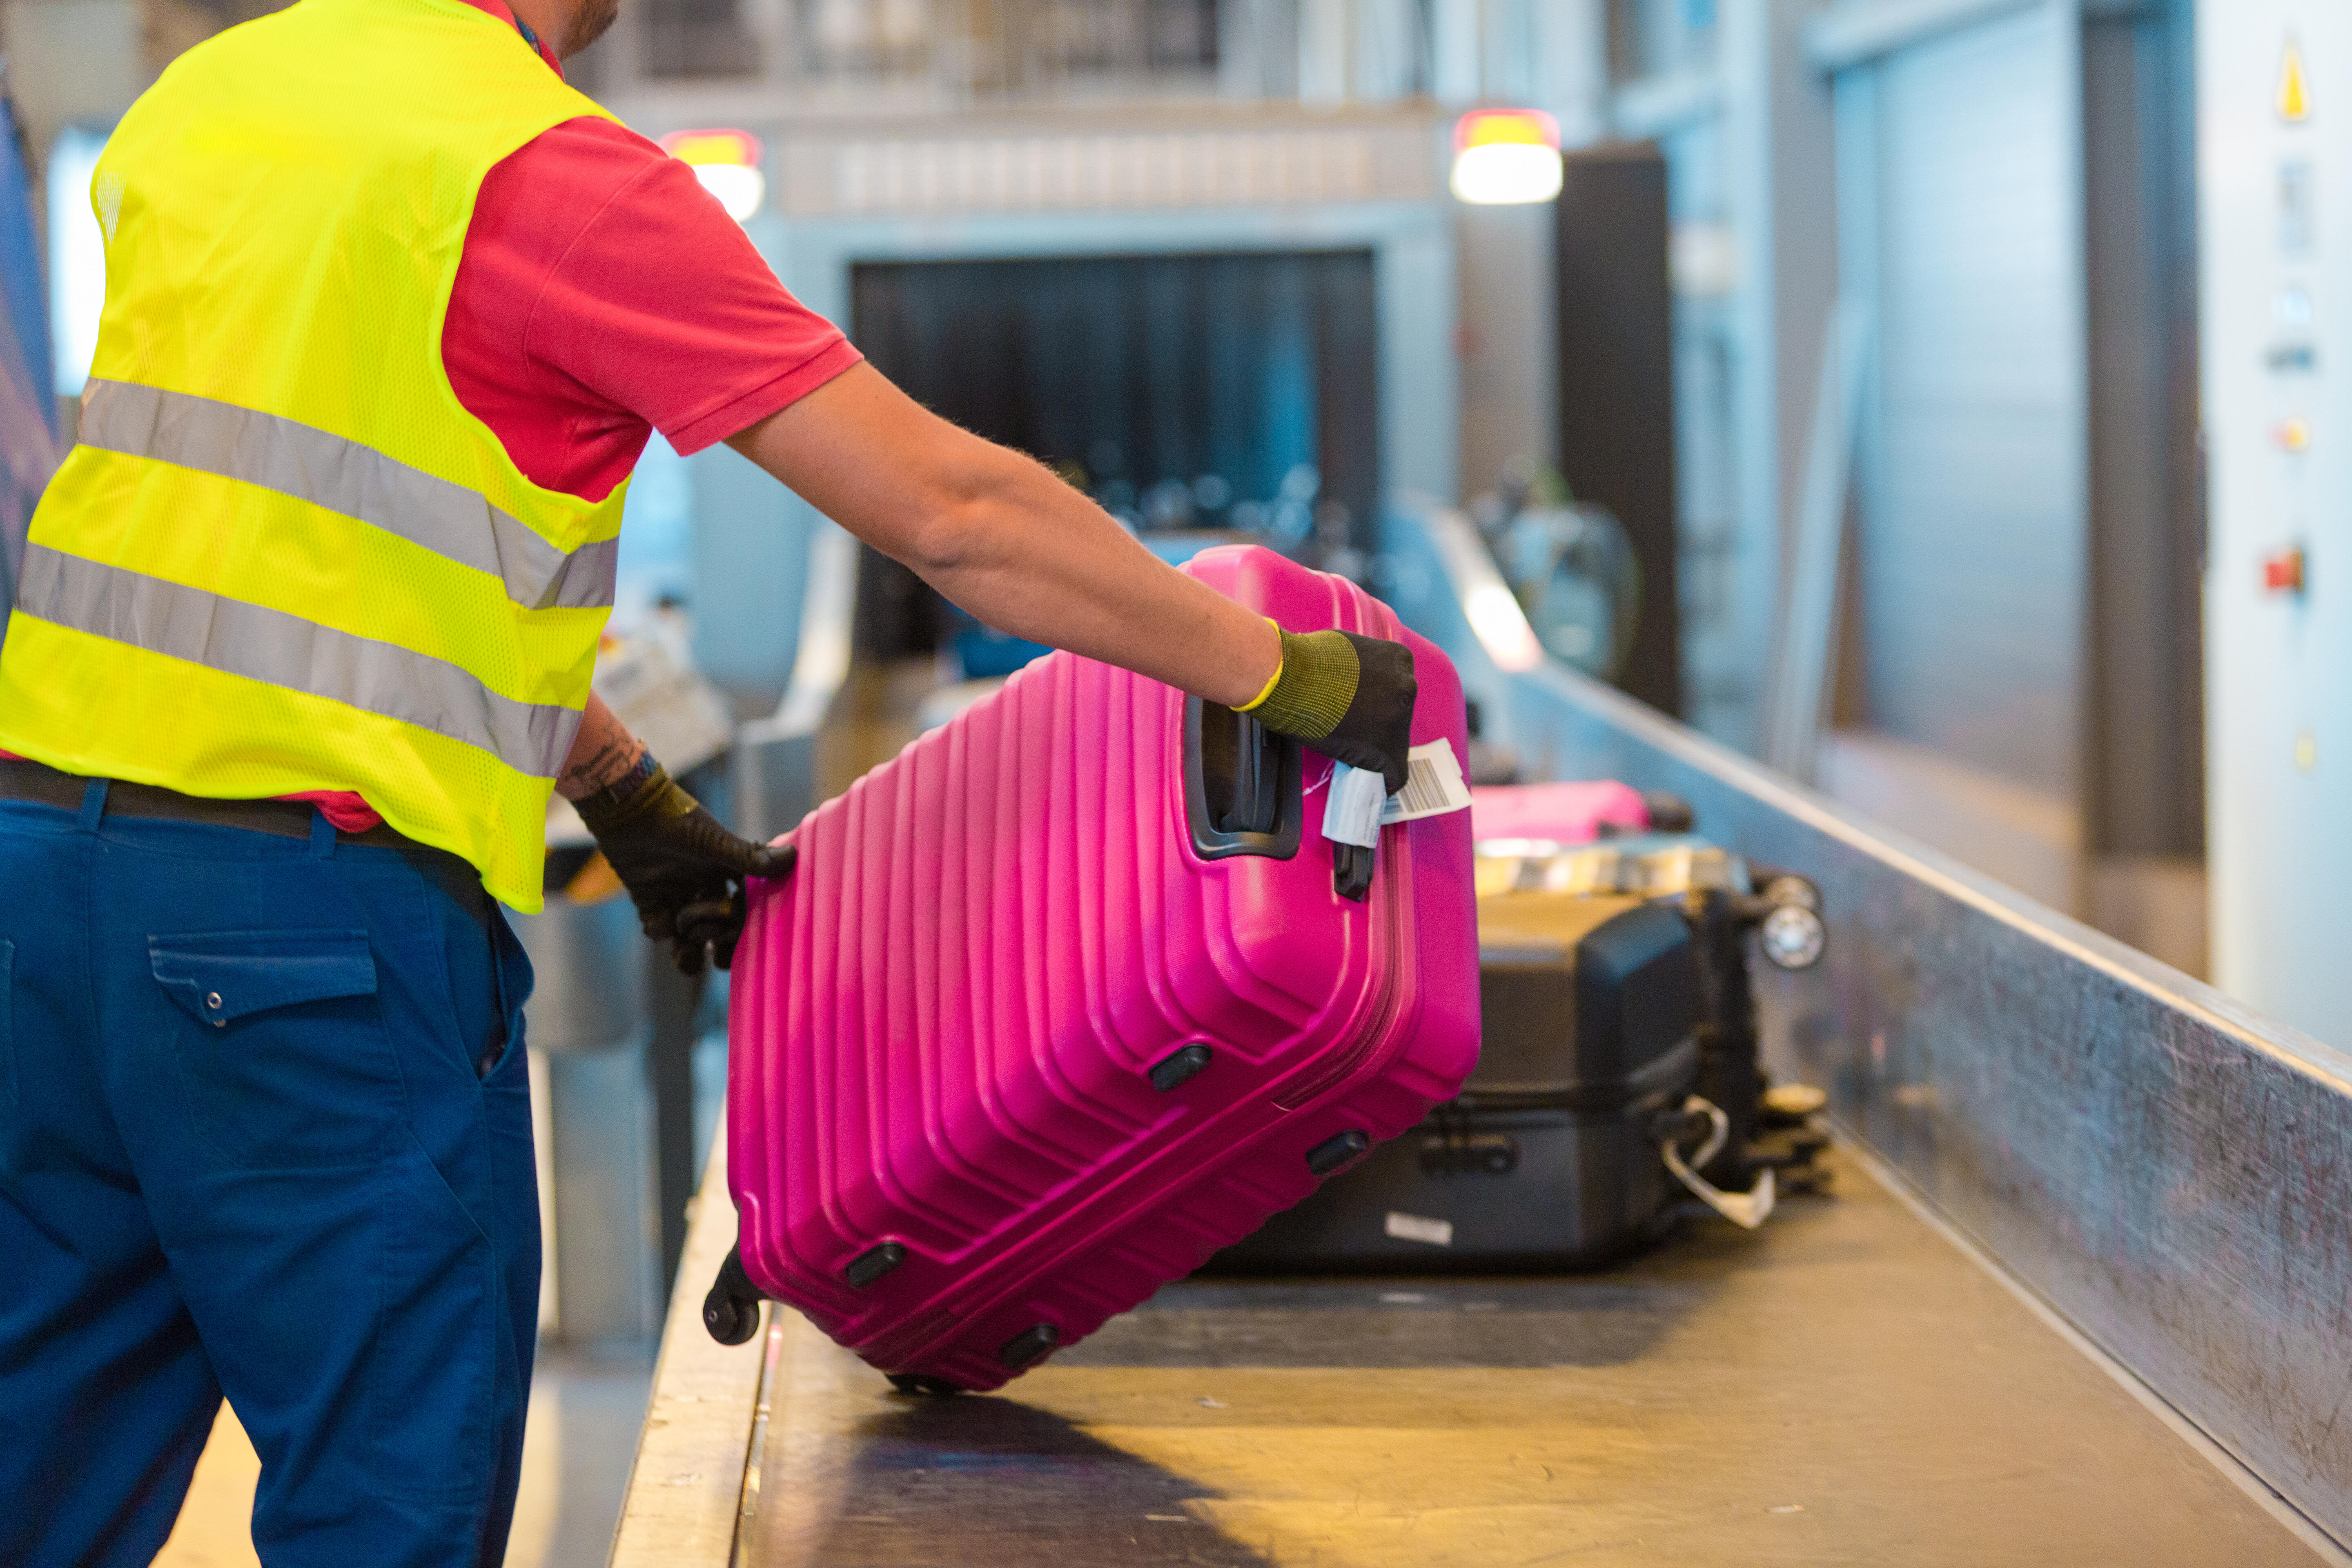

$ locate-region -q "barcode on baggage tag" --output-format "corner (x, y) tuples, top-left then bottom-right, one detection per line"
(1380, 742), (1473, 824)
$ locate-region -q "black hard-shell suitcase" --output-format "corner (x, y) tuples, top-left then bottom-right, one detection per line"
(1207, 835), (1828, 1275)
(1519, 834), (1829, 1196)
(1210, 891), (1705, 1272)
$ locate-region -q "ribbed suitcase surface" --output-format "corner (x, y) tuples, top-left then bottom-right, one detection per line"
(726, 546), (1480, 1390)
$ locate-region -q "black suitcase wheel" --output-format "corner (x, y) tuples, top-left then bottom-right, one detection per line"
(702, 1243), (764, 1347)
(887, 1373), (964, 1397)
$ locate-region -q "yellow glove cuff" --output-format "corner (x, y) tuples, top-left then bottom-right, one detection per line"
(1235, 619), (1285, 713)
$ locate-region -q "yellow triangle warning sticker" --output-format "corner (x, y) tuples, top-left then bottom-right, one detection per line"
(2281, 38), (2311, 122)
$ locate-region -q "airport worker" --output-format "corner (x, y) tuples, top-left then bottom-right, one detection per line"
(0, 0), (1418, 1560)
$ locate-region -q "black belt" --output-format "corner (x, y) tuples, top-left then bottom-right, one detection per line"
(0, 757), (488, 909)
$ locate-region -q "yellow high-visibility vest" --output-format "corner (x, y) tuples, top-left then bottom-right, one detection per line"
(0, 0), (626, 908)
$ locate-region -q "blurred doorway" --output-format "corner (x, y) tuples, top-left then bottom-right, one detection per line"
(846, 249), (1379, 659)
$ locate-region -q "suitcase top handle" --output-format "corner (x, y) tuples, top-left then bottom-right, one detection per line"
(1183, 696), (1303, 862)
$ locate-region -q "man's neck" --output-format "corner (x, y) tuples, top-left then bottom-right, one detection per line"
(458, 0), (562, 70)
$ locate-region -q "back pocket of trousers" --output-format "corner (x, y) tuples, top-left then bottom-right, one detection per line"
(151, 930), (401, 1169)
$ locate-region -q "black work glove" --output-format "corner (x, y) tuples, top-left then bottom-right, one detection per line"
(574, 755), (796, 976)
(1243, 627), (1418, 796)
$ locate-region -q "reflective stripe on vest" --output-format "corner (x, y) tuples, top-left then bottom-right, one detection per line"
(15, 545), (579, 777)
(80, 379), (619, 613)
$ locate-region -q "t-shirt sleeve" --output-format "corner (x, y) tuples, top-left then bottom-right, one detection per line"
(497, 120), (861, 457)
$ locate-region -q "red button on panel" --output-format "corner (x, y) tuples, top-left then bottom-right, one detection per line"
(2265, 548), (2307, 593)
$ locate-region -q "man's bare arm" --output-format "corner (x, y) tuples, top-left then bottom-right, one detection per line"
(726, 364), (1282, 710)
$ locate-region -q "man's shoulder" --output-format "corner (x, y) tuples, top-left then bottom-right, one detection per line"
(503, 116), (670, 184)
(473, 115), (681, 261)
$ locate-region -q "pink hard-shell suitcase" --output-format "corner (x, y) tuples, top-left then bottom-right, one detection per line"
(719, 546), (1481, 1391)
(1467, 782), (1694, 846)
(1469, 780), (1650, 844)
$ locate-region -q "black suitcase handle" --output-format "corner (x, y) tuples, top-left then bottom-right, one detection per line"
(1182, 696), (1303, 861)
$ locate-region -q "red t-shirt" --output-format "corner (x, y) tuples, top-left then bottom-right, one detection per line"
(44, 2), (864, 832)
(441, 0), (861, 500)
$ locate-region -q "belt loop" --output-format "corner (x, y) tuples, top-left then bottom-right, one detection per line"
(309, 807), (338, 860)
(76, 777), (109, 833)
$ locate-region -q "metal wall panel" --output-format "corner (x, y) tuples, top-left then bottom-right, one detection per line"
(1842, 4), (2087, 797)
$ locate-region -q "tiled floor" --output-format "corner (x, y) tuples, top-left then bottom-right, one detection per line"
(149, 1342), (655, 1568)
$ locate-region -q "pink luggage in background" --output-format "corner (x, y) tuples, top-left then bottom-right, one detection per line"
(723, 546), (1481, 1391)
(1467, 781), (1695, 845)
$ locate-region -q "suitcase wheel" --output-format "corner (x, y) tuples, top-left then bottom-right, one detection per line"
(1305, 1128), (1371, 1176)
(702, 1243), (764, 1347)
(998, 1321), (1062, 1370)
(1756, 903), (1826, 971)
(886, 1373), (964, 1398)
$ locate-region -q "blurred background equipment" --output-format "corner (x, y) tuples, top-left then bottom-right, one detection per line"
(512, 846), (664, 1349)
(593, 620), (737, 777)
(1552, 138), (1679, 712)
(1483, 482), (1644, 681)
(516, 623), (742, 1354)
(0, 69), (52, 615)
(42, 121), (105, 407)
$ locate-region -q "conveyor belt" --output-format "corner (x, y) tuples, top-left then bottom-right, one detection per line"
(620, 508), (2352, 1560)
(731, 1147), (2319, 1566)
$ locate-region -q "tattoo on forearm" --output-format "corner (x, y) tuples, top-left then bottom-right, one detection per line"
(558, 737), (641, 798)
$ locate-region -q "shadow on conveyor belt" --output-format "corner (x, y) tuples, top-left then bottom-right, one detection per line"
(1060, 1206), (1776, 1371)
(814, 1397), (1277, 1568)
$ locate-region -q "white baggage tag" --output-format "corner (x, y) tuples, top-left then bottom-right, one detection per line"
(1323, 742), (1474, 847)
(1381, 742), (1473, 824)
(1321, 763), (1386, 847)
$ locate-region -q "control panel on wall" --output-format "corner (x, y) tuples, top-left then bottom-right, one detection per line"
(2201, 3), (2351, 1041)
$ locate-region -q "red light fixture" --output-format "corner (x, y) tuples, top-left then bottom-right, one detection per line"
(659, 129), (766, 223)
(1450, 109), (1564, 205)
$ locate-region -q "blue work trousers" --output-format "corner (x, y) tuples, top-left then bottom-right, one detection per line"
(0, 781), (540, 1566)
